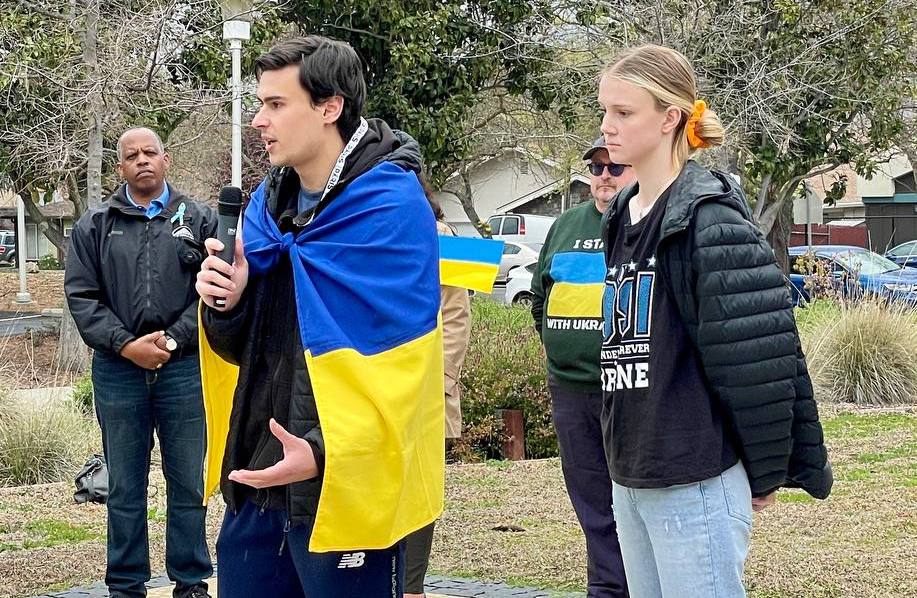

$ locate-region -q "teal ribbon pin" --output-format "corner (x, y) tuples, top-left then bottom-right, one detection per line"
(170, 202), (187, 226)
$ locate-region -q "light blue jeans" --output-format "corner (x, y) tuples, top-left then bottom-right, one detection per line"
(611, 461), (752, 598)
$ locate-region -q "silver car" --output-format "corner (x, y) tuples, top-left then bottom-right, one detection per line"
(498, 241), (540, 283)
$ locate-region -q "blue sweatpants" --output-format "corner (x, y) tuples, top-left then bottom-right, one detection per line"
(216, 500), (404, 598)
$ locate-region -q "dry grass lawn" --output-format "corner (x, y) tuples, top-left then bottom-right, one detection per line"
(0, 271), (65, 313)
(0, 406), (914, 597)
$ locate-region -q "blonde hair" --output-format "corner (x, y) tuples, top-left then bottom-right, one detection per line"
(602, 45), (724, 166)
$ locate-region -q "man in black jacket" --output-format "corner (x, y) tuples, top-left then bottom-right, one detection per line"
(65, 127), (215, 598)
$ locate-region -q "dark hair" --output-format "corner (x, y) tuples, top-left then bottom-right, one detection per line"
(255, 36), (366, 140)
(417, 173), (445, 221)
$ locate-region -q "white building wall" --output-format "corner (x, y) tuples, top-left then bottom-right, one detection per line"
(858, 154), (912, 199)
(434, 152), (569, 233)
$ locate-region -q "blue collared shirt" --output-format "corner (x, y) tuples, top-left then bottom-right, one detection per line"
(126, 183), (170, 219)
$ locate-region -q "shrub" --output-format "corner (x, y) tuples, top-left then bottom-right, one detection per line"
(792, 251), (863, 307)
(0, 397), (96, 486)
(803, 300), (917, 406)
(794, 300), (842, 336)
(0, 389), (21, 427)
(37, 254), (62, 270)
(448, 415), (504, 463)
(71, 373), (94, 416)
(454, 298), (557, 461)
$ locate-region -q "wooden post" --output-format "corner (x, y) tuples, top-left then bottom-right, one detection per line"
(496, 409), (525, 461)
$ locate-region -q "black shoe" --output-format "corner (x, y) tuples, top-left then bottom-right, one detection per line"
(174, 585), (211, 598)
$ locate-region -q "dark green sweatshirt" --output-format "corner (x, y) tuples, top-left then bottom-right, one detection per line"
(531, 201), (606, 391)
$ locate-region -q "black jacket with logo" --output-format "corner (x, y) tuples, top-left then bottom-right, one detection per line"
(202, 119), (425, 524)
(65, 183), (216, 356)
(602, 161), (832, 499)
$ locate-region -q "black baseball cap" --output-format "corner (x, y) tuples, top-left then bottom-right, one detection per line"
(582, 136), (608, 162)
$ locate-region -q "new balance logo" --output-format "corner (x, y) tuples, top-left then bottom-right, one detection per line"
(337, 552), (366, 569)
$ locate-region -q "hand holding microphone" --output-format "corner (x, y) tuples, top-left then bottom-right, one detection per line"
(197, 186), (249, 312)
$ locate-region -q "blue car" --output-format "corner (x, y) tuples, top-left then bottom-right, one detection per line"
(886, 240), (917, 268)
(788, 245), (917, 306)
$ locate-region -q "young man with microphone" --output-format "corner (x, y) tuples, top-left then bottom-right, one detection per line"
(65, 127), (215, 598)
(196, 36), (443, 597)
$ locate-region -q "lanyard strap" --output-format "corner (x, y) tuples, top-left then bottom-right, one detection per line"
(297, 117), (369, 227)
(321, 117), (368, 201)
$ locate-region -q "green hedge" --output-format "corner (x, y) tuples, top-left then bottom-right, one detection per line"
(452, 298), (557, 461)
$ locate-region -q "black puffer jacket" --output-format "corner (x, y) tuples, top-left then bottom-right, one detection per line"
(203, 119), (425, 524)
(602, 160), (832, 499)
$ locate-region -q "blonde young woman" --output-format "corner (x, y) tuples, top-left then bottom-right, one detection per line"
(597, 45), (832, 597)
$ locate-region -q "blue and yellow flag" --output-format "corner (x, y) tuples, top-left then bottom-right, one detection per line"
(438, 235), (503, 293)
(546, 252), (606, 318)
(200, 162), (444, 552)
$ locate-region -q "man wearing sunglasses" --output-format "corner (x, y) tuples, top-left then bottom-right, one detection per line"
(530, 136), (635, 597)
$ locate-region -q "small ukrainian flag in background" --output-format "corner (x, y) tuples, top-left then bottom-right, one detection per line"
(438, 235), (504, 293)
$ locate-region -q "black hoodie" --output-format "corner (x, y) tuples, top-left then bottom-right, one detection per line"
(203, 119), (425, 523)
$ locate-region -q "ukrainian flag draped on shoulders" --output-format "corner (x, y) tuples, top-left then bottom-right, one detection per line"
(199, 127), (445, 552)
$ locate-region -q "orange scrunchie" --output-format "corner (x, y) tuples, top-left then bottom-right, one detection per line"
(686, 100), (711, 149)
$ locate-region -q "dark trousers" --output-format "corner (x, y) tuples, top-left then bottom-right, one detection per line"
(549, 381), (629, 598)
(217, 500), (405, 598)
(403, 521), (435, 593)
(92, 351), (212, 598)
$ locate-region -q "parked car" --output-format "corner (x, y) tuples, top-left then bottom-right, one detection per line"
(448, 222), (483, 238)
(503, 261), (536, 307)
(788, 245), (917, 306)
(0, 230), (16, 267)
(886, 240), (917, 268)
(497, 241), (540, 284)
(487, 213), (555, 245)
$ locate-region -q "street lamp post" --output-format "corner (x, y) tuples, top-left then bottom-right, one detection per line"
(221, 1), (252, 189)
(14, 194), (31, 304)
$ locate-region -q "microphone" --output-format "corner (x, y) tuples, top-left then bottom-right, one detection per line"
(214, 186), (243, 307)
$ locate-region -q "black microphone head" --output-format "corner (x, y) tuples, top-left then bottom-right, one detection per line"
(218, 186), (243, 216)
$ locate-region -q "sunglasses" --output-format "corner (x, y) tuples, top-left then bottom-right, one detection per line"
(588, 162), (630, 177)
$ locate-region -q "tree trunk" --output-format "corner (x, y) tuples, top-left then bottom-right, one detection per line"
(902, 145), (917, 189)
(726, 148), (741, 176)
(56, 0), (102, 373)
(456, 168), (490, 237)
(756, 172), (807, 276)
(84, 0), (104, 210)
(766, 196), (794, 274)
(57, 302), (91, 373)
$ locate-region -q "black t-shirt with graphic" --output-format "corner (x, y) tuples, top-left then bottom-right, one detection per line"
(600, 187), (738, 488)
